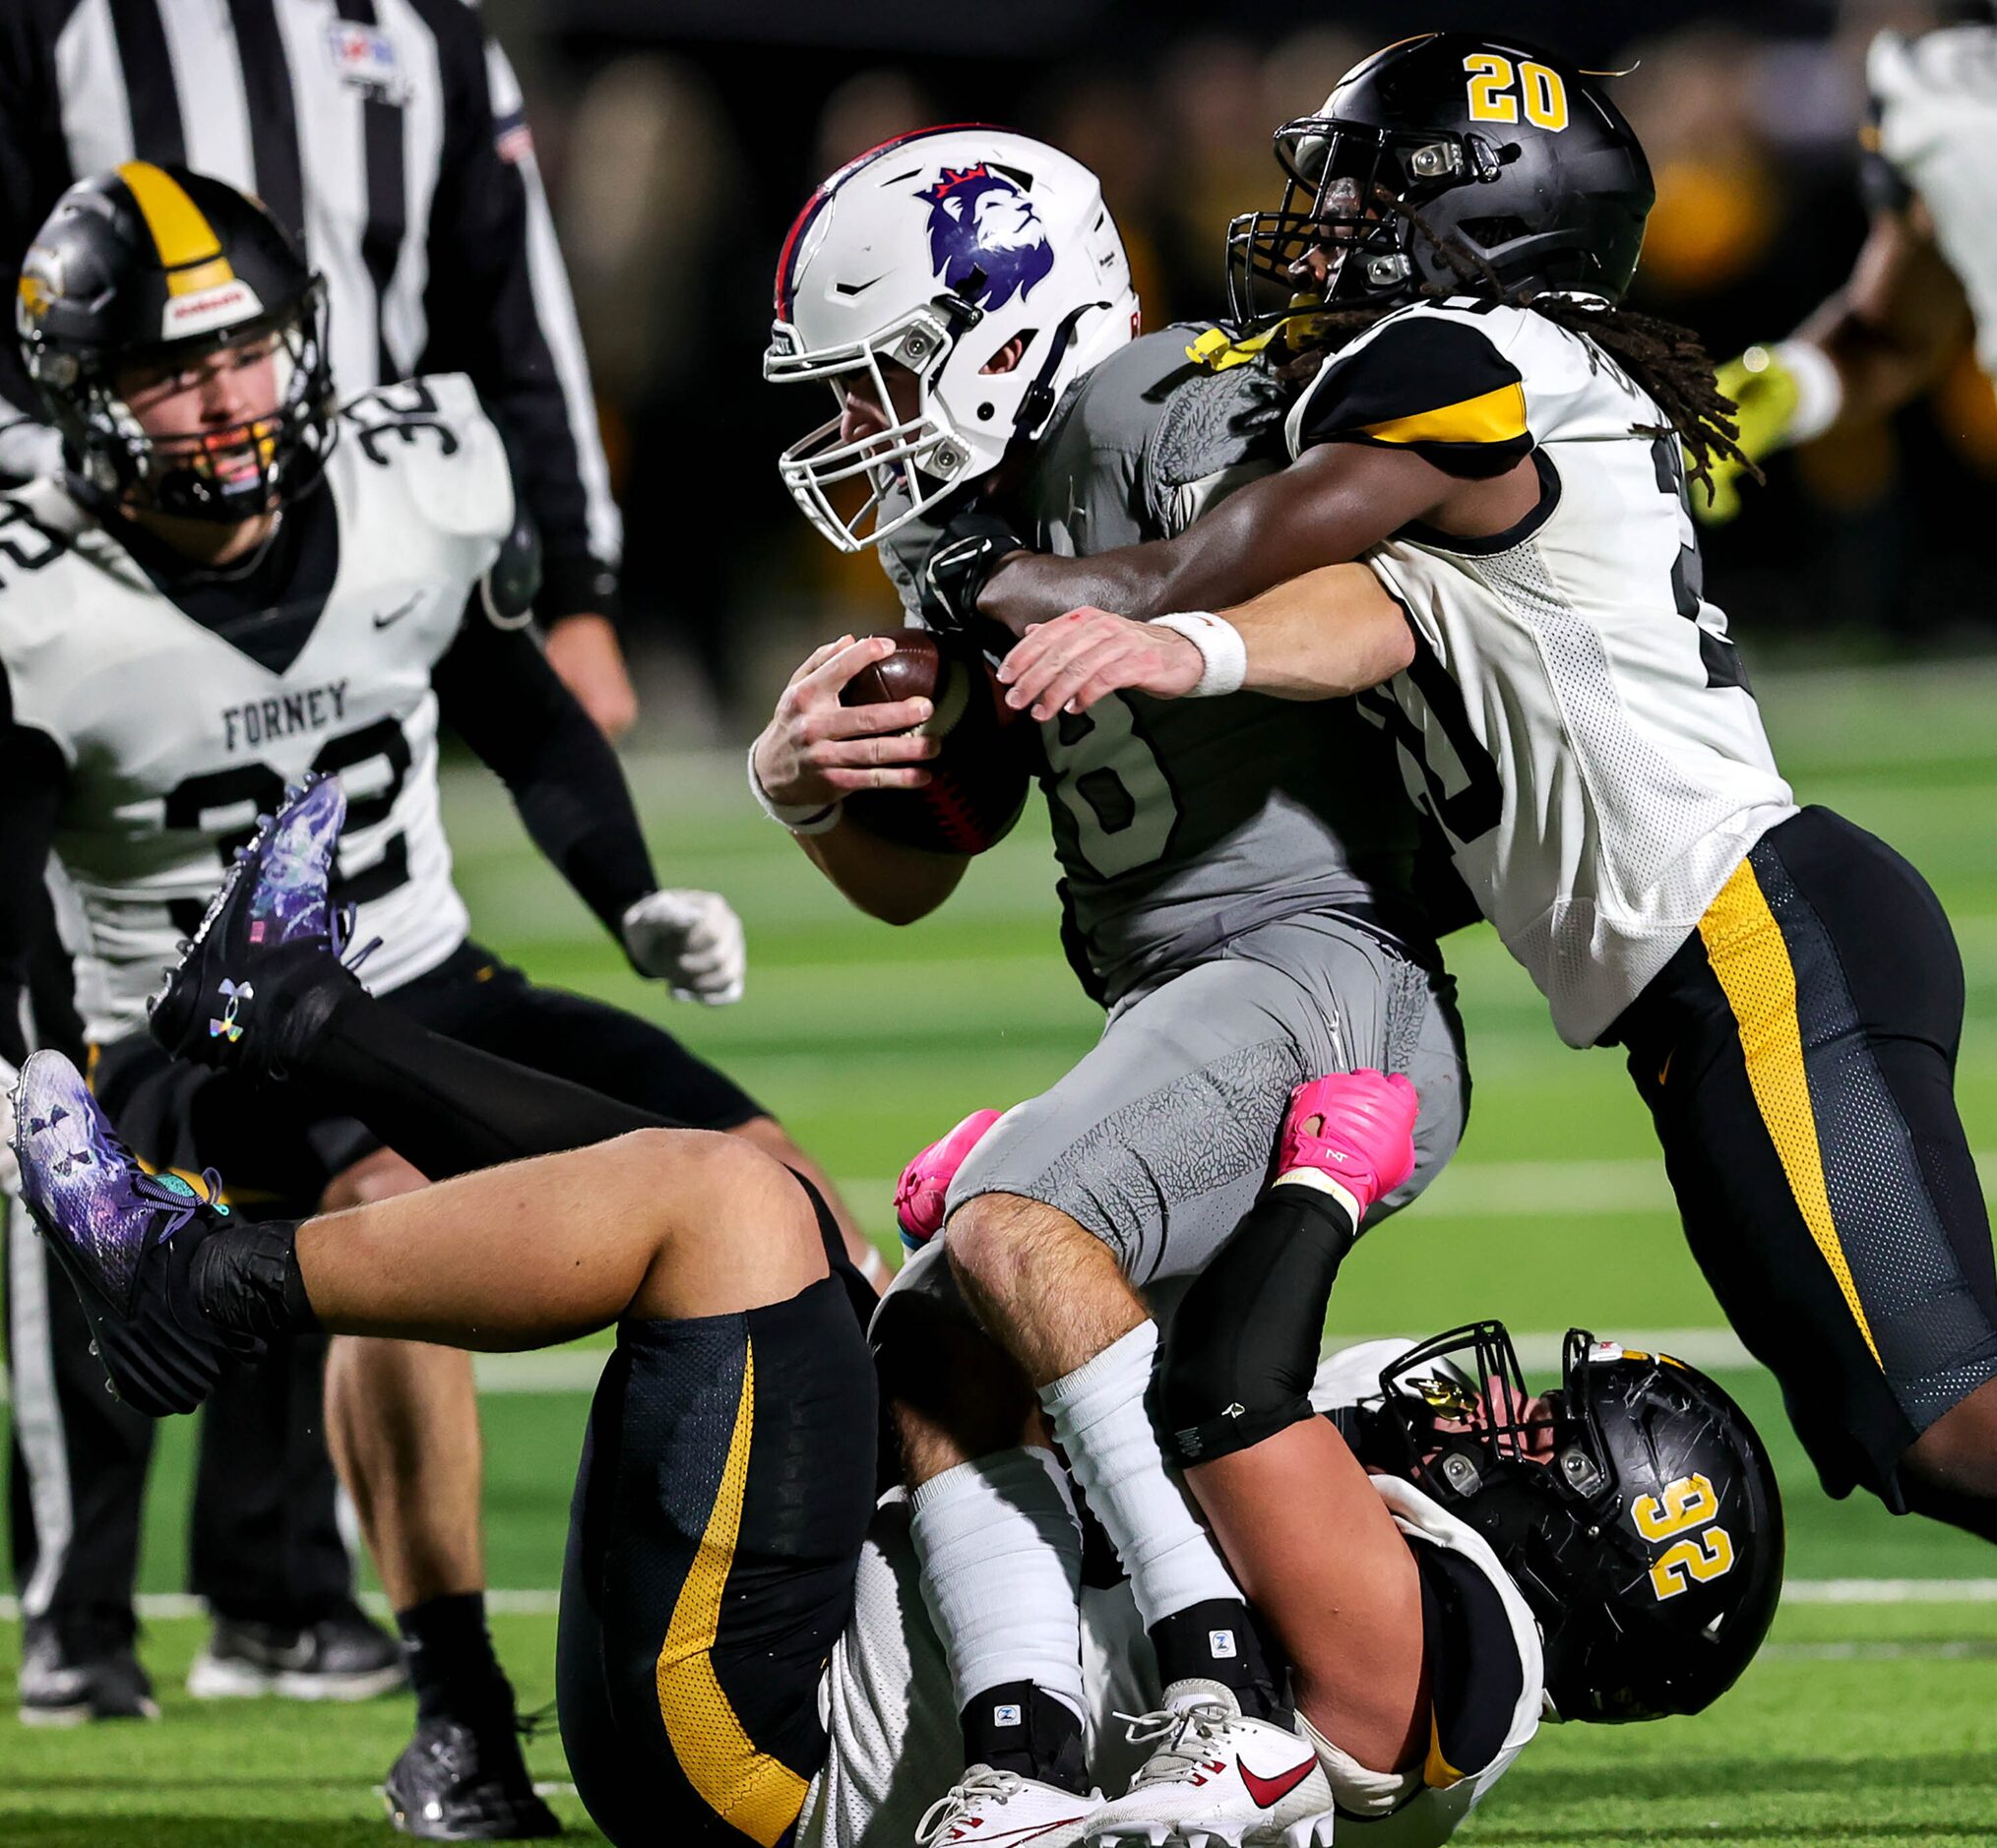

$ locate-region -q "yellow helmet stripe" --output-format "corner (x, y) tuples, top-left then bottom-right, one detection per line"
(116, 161), (237, 297)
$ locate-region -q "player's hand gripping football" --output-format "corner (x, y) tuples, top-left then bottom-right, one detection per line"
(995, 606), (1204, 721)
(621, 890), (747, 1006)
(751, 635), (940, 811)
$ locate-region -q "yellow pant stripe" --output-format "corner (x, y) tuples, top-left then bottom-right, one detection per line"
(655, 1342), (808, 1847)
(116, 161), (235, 294)
(1360, 381), (1529, 448)
(1698, 859), (1883, 1367)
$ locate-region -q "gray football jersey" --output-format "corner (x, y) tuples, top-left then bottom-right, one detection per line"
(884, 326), (1427, 1003)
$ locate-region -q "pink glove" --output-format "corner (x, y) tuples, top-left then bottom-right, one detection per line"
(894, 1108), (1003, 1252)
(1277, 1070), (1418, 1216)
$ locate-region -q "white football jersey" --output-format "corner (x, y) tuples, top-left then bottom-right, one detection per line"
(1284, 299), (1797, 1045)
(0, 373), (511, 1044)
(797, 1348), (1539, 1848)
(1870, 25), (1997, 377)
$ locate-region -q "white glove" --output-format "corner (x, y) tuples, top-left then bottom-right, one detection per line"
(620, 890), (746, 1006)
(0, 1059), (20, 1197)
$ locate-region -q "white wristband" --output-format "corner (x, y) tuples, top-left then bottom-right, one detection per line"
(1149, 611), (1247, 698)
(747, 745), (842, 834)
(1769, 339), (1843, 445)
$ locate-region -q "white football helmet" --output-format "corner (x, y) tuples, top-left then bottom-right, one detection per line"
(767, 125), (1139, 552)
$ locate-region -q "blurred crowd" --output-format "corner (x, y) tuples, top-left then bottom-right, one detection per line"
(487, 0), (1997, 728)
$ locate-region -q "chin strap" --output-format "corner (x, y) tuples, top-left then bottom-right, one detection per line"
(1012, 298), (1111, 439)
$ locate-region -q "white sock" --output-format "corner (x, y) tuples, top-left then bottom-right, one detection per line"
(1039, 1321), (1240, 1629)
(909, 1447), (1087, 1722)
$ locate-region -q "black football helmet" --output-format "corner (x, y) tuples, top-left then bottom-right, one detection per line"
(16, 161), (334, 521)
(1227, 32), (1654, 325)
(1359, 1322), (1783, 1724)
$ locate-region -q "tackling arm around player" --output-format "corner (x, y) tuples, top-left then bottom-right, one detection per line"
(937, 34), (1997, 1560)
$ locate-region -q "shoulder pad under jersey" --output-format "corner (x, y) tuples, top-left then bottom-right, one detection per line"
(337, 373), (516, 544)
(1285, 300), (1532, 480)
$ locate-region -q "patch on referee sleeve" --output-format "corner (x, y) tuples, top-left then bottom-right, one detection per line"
(1413, 1541), (1525, 1789)
(1699, 850), (1997, 1425)
(1291, 314), (1531, 479)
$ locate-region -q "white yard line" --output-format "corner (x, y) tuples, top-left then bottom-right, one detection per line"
(7, 1580), (1997, 1627)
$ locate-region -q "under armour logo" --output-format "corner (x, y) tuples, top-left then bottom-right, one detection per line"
(1222, 1402), (1246, 1419)
(210, 977), (255, 1042)
(1209, 1629), (1237, 1659)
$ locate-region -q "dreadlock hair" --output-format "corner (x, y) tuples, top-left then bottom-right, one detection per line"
(1269, 197), (1759, 497)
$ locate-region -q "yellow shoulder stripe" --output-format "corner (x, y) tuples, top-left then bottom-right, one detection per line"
(655, 1342), (809, 1847)
(116, 161), (236, 297)
(1361, 381), (1528, 448)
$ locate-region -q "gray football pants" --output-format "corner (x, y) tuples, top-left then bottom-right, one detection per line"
(936, 909), (1469, 1287)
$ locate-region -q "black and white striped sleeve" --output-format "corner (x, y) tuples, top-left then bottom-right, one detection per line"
(0, 2), (75, 481)
(417, 2), (620, 623)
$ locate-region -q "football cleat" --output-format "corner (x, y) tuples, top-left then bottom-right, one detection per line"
(1088, 1683), (1334, 1848)
(894, 1107), (1004, 1251)
(1275, 1070), (1417, 1219)
(382, 1714), (564, 1841)
(12, 1049), (259, 1417)
(149, 772), (372, 1072)
(916, 1765), (1099, 1848)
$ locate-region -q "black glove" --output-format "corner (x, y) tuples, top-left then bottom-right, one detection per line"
(917, 505), (1030, 636)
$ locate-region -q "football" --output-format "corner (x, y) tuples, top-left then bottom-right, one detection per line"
(840, 629), (1031, 855)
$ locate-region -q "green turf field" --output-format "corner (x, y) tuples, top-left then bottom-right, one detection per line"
(8, 657), (1997, 1844)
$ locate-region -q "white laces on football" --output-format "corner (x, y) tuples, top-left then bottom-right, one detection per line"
(915, 1766), (1025, 1843)
(1115, 1701), (1234, 1786)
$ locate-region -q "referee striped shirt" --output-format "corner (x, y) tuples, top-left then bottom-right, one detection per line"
(0, 0), (620, 617)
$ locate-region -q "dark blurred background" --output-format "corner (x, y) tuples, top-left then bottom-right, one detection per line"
(479, 0), (1997, 734)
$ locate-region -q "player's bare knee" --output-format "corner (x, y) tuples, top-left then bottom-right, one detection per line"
(1904, 1381), (1997, 1502)
(945, 1192), (1068, 1297)
(615, 1128), (827, 1320)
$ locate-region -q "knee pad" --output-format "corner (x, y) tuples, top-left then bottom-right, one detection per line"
(1157, 1185), (1355, 1466)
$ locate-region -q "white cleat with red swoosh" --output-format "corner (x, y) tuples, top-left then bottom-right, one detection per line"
(916, 1765), (1102, 1848)
(1088, 1682), (1335, 1848)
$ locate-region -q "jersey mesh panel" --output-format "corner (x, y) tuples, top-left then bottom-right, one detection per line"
(1476, 541), (1756, 1031)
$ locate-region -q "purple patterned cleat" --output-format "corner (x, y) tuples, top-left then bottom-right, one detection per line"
(11, 1050), (260, 1416)
(149, 772), (371, 1072)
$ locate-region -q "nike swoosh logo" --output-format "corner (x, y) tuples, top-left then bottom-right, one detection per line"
(372, 594), (420, 630)
(835, 275), (887, 296)
(971, 1819), (1092, 1846)
(1238, 1756), (1319, 1809)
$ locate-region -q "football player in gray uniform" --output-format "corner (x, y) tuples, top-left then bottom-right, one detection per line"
(938, 33), (1997, 1569)
(0, 164), (870, 1833)
(756, 127), (1473, 1837)
(1695, 2), (1997, 522)
(7, 770), (1786, 1848)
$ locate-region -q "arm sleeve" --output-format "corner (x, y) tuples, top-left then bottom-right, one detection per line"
(0, 659), (70, 1068)
(430, 597), (655, 935)
(1288, 314), (1532, 480)
(420, 10), (620, 620)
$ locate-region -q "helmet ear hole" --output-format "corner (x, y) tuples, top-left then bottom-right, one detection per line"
(1458, 216), (1532, 249)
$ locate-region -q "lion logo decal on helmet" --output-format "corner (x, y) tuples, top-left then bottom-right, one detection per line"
(918, 164), (1054, 311)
